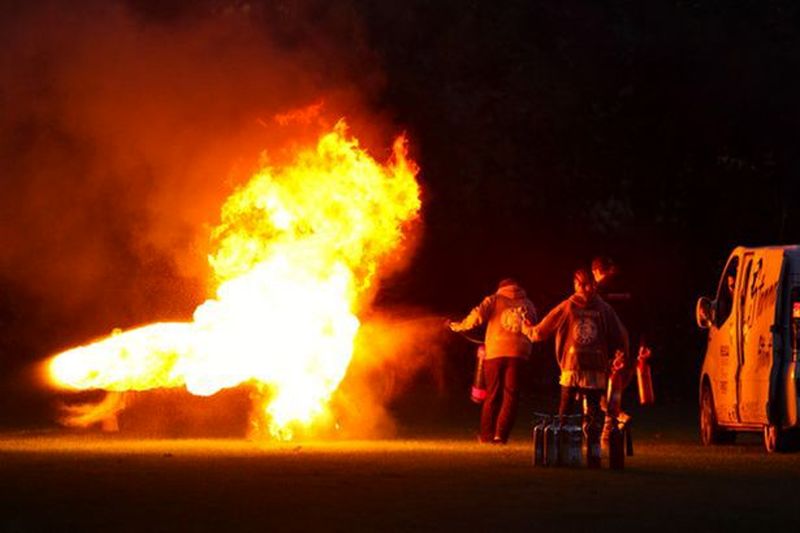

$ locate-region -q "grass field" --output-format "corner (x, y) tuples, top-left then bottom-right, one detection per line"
(2, 400), (800, 532)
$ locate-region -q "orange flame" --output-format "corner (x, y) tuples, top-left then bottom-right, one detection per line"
(47, 120), (421, 439)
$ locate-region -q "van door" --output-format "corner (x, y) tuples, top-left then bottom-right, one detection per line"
(710, 254), (741, 423)
(739, 250), (783, 423)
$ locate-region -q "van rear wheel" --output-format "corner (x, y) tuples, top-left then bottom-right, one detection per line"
(762, 425), (799, 453)
(764, 425), (780, 453)
(700, 384), (734, 445)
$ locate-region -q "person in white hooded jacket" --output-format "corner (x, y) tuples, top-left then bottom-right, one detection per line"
(449, 278), (537, 444)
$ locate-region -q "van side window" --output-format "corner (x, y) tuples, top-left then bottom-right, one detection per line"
(716, 257), (739, 326)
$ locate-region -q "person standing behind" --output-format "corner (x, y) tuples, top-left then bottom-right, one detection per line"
(522, 269), (628, 467)
(591, 256), (650, 360)
(448, 278), (537, 444)
(591, 256), (651, 441)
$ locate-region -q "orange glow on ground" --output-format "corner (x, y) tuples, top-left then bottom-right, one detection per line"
(0, 435), (528, 457)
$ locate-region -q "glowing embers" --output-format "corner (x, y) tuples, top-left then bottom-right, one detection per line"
(48, 120), (421, 439)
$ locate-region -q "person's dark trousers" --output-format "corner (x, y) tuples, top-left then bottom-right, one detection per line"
(559, 386), (602, 449)
(480, 357), (522, 443)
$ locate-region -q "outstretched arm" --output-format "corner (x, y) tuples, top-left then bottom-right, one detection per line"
(449, 295), (495, 332)
(522, 301), (565, 342)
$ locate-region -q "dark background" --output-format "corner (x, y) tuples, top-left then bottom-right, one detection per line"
(2, 0), (800, 429)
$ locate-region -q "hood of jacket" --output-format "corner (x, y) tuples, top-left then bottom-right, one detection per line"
(569, 293), (599, 308)
(497, 284), (527, 300)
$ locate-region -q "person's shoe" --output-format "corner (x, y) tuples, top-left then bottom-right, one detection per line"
(492, 436), (506, 445)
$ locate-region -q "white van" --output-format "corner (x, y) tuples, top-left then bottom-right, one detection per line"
(696, 245), (800, 452)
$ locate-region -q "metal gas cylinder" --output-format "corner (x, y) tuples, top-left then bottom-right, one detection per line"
(532, 414), (549, 466)
(618, 412), (633, 457)
(586, 427), (602, 470)
(560, 414), (583, 467)
(608, 419), (625, 470)
(543, 419), (561, 467)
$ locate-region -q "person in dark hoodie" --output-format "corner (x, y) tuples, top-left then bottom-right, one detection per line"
(448, 278), (538, 444)
(591, 256), (651, 443)
(591, 256), (650, 364)
(522, 269), (628, 467)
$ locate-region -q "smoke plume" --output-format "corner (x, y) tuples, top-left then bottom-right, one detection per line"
(0, 0), (389, 348)
(1, 1), (441, 432)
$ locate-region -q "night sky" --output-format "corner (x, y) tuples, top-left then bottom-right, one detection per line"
(2, 0), (800, 427)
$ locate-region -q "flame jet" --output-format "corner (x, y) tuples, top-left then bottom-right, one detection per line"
(48, 120), (421, 439)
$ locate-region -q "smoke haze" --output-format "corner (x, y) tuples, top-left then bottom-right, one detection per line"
(0, 0), (424, 429)
(0, 0), (389, 350)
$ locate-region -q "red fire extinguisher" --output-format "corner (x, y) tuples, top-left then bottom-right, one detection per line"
(791, 291), (800, 363)
(470, 344), (488, 403)
(637, 346), (655, 405)
(606, 351), (626, 416)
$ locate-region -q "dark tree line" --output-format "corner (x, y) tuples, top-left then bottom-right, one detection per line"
(354, 0), (800, 395)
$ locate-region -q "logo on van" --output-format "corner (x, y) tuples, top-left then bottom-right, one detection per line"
(743, 257), (778, 328)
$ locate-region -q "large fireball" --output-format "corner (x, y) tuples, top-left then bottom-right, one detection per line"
(47, 120), (421, 439)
